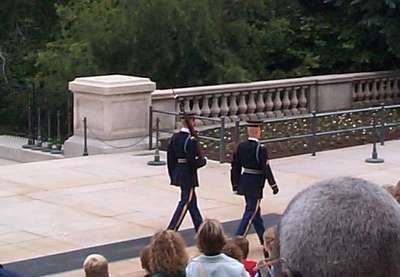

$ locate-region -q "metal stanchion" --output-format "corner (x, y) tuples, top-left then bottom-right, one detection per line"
(366, 113), (384, 163)
(31, 108), (43, 150)
(148, 118), (166, 166)
(149, 106), (153, 150)
(83, 117), (88, 156)
(51, 110), (63, 154)
(310, 111), (317, 156)
(23, 106), (34, 149)
(42, 112), (53, 152)
(219, 116), (226, 163)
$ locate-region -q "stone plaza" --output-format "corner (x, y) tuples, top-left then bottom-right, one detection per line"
(0, 139), (399, 276)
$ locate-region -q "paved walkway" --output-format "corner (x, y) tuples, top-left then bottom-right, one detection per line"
(0, 140), (399, 276)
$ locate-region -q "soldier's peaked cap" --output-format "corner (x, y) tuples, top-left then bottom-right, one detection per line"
(246, 119), (263, 127)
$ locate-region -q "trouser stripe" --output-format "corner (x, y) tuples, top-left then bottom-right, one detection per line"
(174, 188), (193, 231)
(243, 199), (261, 237)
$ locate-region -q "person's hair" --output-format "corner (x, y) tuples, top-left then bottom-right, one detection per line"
(140, 245), (152, 274)
(83, 254), (109, 277)
(263, 226), (277, 258)
(384, 182), (400, 204)
(233, 236), (249, 259)
(222, 240), (243, 261)
(278, 177), (400, 277)
(149, 230), (188, 275)
(196, 219), (227, 256)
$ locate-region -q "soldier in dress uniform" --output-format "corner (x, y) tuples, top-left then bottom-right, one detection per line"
(167, 112), (207, 232)
(231, 119), (279, 244)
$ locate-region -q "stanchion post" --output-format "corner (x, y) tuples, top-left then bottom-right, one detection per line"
(83, 117), (88, 156)
(310, 111), (317, 156)
(149, 106), (153, 150)
(23, 105), (34, 149)
(42, 112), (53, 152)
(148, 117), (166, 166)
(51, 110), (63, 154)
(31, 108), (43, 150)
(379, 103), (385, 146)
(219, 116), (226, 163)
(365, 112), (384, 163)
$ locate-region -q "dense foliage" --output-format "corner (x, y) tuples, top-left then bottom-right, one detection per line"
(0, 0), (399, 133)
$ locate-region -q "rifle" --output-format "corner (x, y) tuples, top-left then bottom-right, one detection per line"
(179, 102), (205, 160)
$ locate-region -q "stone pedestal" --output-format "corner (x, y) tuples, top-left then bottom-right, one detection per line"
(64, 75), (155, 157)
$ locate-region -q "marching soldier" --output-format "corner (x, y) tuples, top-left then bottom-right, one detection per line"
(231, 119), (279, 244)
(167, 112), (207, 232)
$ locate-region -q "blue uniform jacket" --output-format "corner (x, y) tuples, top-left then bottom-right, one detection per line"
(167, 131), (207, 188)
(230, 140), (276, 199)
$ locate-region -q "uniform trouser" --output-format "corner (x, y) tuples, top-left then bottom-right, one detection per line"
(235, 195), (265, 244)
(168, 186), (203, 232)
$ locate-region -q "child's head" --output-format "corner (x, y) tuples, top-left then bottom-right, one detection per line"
(140, 244), (152, 274)
(222, 240), (243, 261)
(263, 226), (277, 257)
(232, 236), (249, 259)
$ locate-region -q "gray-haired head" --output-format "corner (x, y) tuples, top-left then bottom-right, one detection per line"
(278, 177), (400, 277)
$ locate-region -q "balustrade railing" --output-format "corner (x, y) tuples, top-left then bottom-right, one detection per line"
(352, 76), (400, 106)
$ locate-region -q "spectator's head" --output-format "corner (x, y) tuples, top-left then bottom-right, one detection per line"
(140, 244), (152, 274)
(263, 226), (277, 258)
(149, 230), (188, 275)
(384, 181), (400, 204)
(222, 240), (243, 261)
(196, 219), (227, 256)
(278, 177), (400, 277)
(83, 254), (109, 277)
(233, 236), (249, 259)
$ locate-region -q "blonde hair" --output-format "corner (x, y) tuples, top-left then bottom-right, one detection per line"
(149, 230), (188, 275)
(83, 254), (109, 277)
(197, 219), (227, 256)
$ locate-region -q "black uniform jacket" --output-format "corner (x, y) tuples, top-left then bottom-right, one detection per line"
(167, 130), (207, 188)
(230, 139), (276, 199)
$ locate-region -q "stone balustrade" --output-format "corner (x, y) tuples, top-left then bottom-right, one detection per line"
(352, 74), (400, 107)
(152, 71), (400, 128)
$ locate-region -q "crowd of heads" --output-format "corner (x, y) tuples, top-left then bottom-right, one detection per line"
(78, 177), (400, 277)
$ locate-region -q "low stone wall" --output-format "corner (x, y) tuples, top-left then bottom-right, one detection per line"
(152, 71), (400, 129)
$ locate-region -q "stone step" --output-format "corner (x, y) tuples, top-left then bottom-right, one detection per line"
(0, 135), (64, 163)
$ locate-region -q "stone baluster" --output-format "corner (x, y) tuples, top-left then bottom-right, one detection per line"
(371, 80), (379, 104)
(356, 82), (365, 104)
(229, 93), (239, 121)
(265, 90), (274, 118)
(364, 81), (371, 104)
(282, 88), (291, 116)
(193, 96), (202, 126)
(299, 86), (308, 114)
(378, 79), (386, 101)
(395, 79), (400, 99)
(386, 78), (393, 103)
(200, 95), (211, 125)
(184, 97), (192, 113)
(256, 90), (266, 119)
(247, 91), (257, 120)
(210, 94), (221, 118)
(220, 94), (230, 118)
(238, 92), (248, 120)
(273, 89), (283, 117)
(291, 87), (300, 115)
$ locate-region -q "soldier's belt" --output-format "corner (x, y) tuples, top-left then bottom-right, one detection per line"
(177, 158), (188, 164)
(243, 168), (264, 175)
